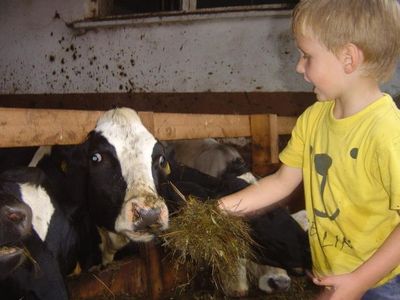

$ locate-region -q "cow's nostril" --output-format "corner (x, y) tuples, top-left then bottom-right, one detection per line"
(7, 211), (25, 223)
(268, 278), (279, 291)
(132, 205), (140, 220)
(138, 207), (161, 226)
(3, 203), (33, 237)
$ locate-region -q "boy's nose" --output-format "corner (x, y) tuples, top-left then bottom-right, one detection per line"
(296, 58), (305, 74)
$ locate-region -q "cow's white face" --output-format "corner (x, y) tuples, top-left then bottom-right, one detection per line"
(20, 183), (54, 241)
(93, 108), (169, 242)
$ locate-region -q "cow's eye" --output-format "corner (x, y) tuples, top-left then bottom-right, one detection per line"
(159, 155), (170, 174)
(159, 155), (167, 168)
(91, 153), (102, 163)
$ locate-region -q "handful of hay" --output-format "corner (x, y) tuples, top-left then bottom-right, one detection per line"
(161, 195), (255, 288)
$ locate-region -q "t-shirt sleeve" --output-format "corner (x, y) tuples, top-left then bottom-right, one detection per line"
(279, 108), (309, 168)
(377, 133), (400, 211)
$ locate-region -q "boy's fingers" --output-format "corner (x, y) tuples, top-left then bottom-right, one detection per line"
(313, 276), (334, 287)
(305, 270), (335, 290)
(305, 270), (317, 280)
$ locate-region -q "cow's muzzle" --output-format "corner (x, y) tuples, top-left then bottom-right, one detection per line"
(115, 194), (169, 242)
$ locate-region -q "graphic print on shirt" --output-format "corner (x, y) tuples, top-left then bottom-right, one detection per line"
(310, 148), (360, 251)
(313, 153), (340, 220)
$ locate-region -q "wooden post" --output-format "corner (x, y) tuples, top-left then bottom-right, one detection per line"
(139, 241), (163, 300)
(250, 114), (279, 176)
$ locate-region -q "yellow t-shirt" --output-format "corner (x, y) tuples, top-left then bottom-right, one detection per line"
(280, 94), (400, 286)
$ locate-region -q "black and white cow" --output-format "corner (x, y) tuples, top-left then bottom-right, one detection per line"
(163, 138), (310, 297)
(0, 167), (69, 300)
(29, 108), (170, 266)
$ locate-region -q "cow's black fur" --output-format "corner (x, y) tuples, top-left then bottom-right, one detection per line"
(0, 147), (38, 174)
(156, 151), (311, 274)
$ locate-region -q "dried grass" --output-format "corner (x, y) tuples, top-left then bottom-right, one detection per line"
(161, 195), (255, 289)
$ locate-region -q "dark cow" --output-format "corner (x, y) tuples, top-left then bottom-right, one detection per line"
(166, 139), (245, 178)
(162, 138), (311, 296)
(0, 168), (68, 300)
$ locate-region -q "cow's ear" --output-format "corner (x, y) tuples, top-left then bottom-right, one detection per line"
(60, 160), (68, 173)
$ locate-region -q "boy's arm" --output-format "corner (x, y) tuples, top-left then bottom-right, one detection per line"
(218, 164), (303, 215)
(314, 221), (400, 299)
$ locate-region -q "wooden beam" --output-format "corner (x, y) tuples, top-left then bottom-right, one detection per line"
(153, 113), (251, 140)
(0, 108), (103, 147)
(0, 108), (296, 148)
(0, 108), (257, 147)
(0, 92), (314, 116)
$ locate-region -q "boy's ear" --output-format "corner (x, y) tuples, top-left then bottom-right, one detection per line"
(341, 43), (364, 74)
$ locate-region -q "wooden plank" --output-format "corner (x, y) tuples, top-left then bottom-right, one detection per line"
(139, 111), (155, 134)
(0, 109), (254, 147)
(153, 113), (251, 140)
(0, 108), (103, 147)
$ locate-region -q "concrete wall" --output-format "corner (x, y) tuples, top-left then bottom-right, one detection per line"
(0, 0), (399, 96)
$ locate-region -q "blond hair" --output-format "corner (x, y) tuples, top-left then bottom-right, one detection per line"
(292, 0), (400, 83)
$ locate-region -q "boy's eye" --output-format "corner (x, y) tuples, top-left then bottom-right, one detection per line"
(297, 49), (310, 59)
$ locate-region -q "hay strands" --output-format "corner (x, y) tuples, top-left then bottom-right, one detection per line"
(161, 181), (256, 288)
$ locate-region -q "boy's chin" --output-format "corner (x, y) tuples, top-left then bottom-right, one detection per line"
(315, 93), (330, 102)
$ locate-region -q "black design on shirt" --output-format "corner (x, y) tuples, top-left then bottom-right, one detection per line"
(313, 153), (340, 220)
(350, 148), (358, 159)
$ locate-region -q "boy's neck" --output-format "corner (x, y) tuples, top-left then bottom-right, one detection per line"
(333, 78), (383, 119)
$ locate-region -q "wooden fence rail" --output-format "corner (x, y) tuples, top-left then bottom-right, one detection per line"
(0, 108), (296, 175)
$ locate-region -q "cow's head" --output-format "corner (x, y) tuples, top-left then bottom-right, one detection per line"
(85, 108), (169, 242)
(0, 191), (32, 279)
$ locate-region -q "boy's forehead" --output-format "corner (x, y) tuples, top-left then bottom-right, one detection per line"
(295, 33), (329, 54)
(295, 33), (316, 49)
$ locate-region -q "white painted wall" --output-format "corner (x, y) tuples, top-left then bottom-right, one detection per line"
(0, 0), (399, 95)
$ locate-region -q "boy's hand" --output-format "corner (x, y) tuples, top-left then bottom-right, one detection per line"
(309, 271), (368, 300)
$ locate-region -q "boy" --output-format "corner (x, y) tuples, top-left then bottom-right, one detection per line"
(219, 0), (400, 299)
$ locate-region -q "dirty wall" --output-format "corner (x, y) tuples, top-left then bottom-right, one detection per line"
(0, 0), (399, 96)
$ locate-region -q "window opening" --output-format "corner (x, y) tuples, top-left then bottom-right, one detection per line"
(110, 0), (298, 15)
(112, 0), (181, 15)
(197, 0), (299, 9)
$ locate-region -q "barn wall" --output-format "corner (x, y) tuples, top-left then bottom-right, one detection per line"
(1, 0), (398, 96)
